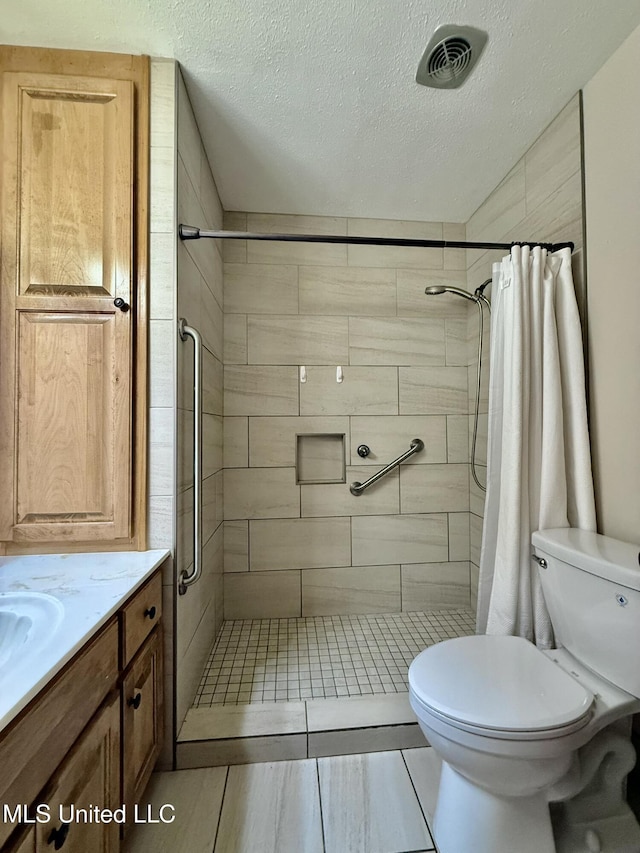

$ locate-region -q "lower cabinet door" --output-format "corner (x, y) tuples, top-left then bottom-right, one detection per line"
(35, 693), (120, 853)
(122, 626), (163, 818)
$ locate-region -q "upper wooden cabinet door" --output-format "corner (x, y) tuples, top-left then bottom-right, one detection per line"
(4, 72), (134, 301)
(0, 66), (138, 544)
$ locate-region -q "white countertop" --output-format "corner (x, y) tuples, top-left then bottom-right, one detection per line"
(0, 549), (170, 732)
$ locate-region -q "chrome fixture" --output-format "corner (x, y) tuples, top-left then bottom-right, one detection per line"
(425, 281), (492, 492)
(350, 439), (424, 496)
(178, 318), (203, 595)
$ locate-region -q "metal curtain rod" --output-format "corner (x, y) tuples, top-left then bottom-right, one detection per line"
(178, 224), (574, 253)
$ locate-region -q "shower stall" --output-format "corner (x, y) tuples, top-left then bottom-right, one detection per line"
(148, 62), (585, 768)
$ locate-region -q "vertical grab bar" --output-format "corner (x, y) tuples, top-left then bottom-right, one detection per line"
(178, 318), (202, 595)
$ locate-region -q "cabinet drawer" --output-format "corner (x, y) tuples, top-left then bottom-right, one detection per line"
(0, 619), (118, 849)
(120, 571), (162, 667)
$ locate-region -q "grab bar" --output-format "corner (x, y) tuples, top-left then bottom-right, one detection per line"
(350, 439), (424, 495)
(178, 318), (202, 595)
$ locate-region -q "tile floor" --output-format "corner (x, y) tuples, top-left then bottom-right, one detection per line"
(125, 746), (442, 853)
(193, 609), (476, 706)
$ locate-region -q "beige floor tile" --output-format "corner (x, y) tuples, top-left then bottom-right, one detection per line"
(124, 767), (227, 853)
(177, 734), (308, 769)
(215, 759), (324, 853)
(179, 701), (307, 741)
(307, 692), (415, 732)
(402, 746), (443, 828)
(309, 724), (426, 758)
(318, 750), (433, 853)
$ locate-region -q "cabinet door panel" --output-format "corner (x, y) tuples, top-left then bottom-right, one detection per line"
(35, 694), (120, 853)
(3, 71), (133, 298)
(13, 310), (130, 540)
(122, 627), (163, 816)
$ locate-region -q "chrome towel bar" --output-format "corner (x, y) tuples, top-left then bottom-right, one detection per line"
(350, 439), (424, 495)
(178, 318), (203, 595)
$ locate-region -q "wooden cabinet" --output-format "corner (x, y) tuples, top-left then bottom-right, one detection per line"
(36, 694), (120, 853)
(0, 46), (149, 551)
(122, 628), (163, 817)
(0, 567), (164, 852)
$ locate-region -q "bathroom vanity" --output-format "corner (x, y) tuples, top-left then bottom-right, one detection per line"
(0, 551), (169, 852)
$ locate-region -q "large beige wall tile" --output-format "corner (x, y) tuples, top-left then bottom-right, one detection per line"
(201, 284), (223, 362)
(397, 269), (468, 317)
(470, 470), (487, 516)
(348, 317), (445, 365)
(202, 472), (221, 545)
(249, 416), (349, 467)
(470, 512), (483, 565)
(250, 517), (351, 570)
(223, 417), (248, 467)
(448, 512), (470, 561)
(446, 415), (470, 463)
(400, 463), (469, 513)
(443, 222), (467, 271)
(467, 161), (526, 246)
(150, 321), (175, 407)
(224, 467), (300, 519)
(177, 73), (201, 189)
(299, 266), (396, 315)
(147, 495), (174, 549)
(525, 95), (581, 216)
(150, 232), (175, 320)
(224, 263), (298, 314)
(509, 171), (583, 251)
(150, 147), (175, 233)
(350, 415), (446, 465)
(224, 365), (299, 415)
(352, 514), (448, 566)
(347, 218), (443, 269)
(301, 467), (399, 517)
(150, 59), (176, 149)
(224, 571), (302, 618)
(149, 407), (174, 496)
(247, 213), (347, 266)
(247, 315), (349, 364)
(445, 317), (469, 366)
(202, 350), (223, 416)
(302, 565), (401, 616)
(399, 366), (468, 414)
(224, 314), (247, 364)
(202, 414), (223, 478)
(224, 520), (248, 572)
(401, 561), (471, 611)
(222, 211), (247, 262)
(300, 366), (398, 415)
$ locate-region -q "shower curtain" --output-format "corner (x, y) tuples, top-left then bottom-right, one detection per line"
(476, 246), (596, 648)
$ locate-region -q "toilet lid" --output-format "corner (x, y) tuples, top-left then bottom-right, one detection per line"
(409, 635), (593, 733)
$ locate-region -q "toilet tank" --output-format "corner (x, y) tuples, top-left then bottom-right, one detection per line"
(532, 528), (640, 698)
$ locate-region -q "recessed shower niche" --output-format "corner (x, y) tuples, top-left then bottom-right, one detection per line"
(295, 433), (346, 485)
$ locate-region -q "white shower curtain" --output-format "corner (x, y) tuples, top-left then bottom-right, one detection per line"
(476, 246), (596, 648)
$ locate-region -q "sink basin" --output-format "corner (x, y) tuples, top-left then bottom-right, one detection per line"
(0, 592), (64, 675)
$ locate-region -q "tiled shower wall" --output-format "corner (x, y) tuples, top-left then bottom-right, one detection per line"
(222, 215), (475, 619)
(464, 93), (584, 610)
(175, 70), (225, 727)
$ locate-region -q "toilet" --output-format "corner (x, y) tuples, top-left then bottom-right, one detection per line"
(408, 528), (640, 853)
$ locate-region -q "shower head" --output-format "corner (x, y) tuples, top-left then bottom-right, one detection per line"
(424, 284), (478, 302)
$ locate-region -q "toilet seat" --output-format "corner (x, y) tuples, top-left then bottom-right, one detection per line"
(409, 635), (594, 740)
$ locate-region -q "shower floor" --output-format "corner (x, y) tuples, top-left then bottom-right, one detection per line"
(193, 609), (476, 708)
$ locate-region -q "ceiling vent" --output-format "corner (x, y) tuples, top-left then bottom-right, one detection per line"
(416, 24), (488, 90)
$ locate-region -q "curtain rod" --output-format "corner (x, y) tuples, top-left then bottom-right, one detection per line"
(178, 224), (574, 253)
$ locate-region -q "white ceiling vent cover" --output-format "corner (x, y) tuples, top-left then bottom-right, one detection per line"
(416, 24), (488, 90)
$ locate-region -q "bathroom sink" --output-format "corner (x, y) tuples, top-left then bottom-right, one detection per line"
(0, 592), (64, 676)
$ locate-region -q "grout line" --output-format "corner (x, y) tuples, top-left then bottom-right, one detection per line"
(315, 758), (327, 853)
(400, 750), (437, 852)
(211, 765), (230, 853)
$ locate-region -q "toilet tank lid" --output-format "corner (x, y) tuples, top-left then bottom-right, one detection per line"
(532, 528), (640, 592)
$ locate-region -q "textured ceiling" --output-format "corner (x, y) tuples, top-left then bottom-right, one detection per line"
(3, 1), (640, 221)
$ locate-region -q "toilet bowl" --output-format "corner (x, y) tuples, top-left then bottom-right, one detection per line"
(408, 528), (640, 853)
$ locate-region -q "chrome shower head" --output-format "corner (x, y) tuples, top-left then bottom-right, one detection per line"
(424, 284), (478, 302)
